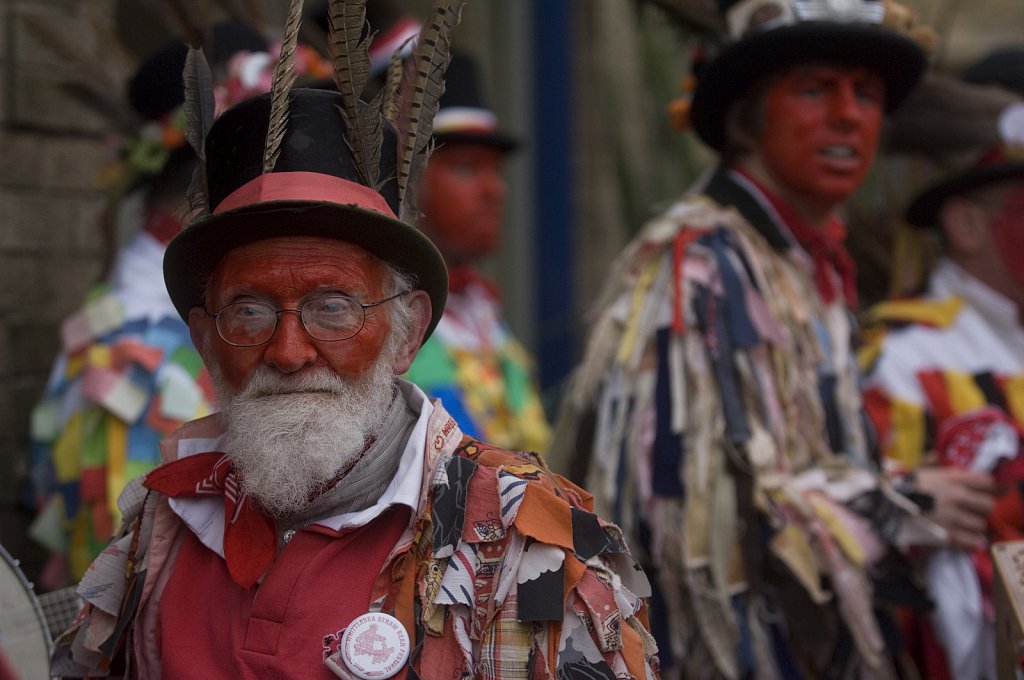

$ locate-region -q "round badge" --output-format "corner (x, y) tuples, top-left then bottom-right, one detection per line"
(339, 613), (410, 679)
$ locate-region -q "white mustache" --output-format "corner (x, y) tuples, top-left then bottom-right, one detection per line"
(240, 367), (355, 399)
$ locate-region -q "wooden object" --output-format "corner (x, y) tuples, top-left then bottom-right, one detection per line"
(992, 540), (1024, 678)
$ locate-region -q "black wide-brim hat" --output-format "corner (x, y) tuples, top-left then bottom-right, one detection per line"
(690, 22), (927, 151)
(431, 52), (519, 153)
(905, 153), (1024, 228)
(164, 88), (448, 339)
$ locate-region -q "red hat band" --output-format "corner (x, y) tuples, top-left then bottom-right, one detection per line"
(213, 172), (397, 217)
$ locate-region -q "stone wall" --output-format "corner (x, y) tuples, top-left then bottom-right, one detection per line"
(0, 0), (115, 580)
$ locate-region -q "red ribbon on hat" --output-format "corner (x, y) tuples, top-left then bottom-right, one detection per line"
(213, 171), (397, 217)
(144, 452), (277, 589)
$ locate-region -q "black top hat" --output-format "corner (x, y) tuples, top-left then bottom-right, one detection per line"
(909, 140), (1024, 228)
(163, 88), (448, 337)
(431, 52), (518, 152)
(905, 59), (1024, 228)
(690, 0), (928, 151)
(964, 48), (1024, 98)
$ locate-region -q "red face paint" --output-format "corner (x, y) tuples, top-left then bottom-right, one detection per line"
(195, 237), (393, 393)
(756, 65), (885, 208)
(418, 143), (507, 265)
(989, 182), (1024, 291)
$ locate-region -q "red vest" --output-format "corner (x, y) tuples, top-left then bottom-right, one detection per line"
(158, 506), (409, 679)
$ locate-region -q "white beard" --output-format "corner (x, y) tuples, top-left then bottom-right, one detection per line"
(212, 354), (398, 519)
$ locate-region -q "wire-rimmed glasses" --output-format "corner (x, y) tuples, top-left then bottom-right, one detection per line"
(206, 293), (406, 347)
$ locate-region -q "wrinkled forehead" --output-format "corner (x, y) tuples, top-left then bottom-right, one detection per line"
(207, 236), (390, 300)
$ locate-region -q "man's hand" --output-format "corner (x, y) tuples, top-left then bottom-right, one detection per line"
(913, 467), (999, 551)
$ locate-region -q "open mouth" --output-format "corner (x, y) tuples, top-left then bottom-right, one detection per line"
(819, 145), (857, 159)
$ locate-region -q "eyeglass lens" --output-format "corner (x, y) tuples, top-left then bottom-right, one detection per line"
(215, 296), (365, 346)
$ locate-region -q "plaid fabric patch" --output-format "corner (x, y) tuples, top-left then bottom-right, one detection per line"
(478, 594), (534, 680)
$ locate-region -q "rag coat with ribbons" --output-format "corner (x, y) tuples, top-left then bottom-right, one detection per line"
(52, 389), (659, 679)
(550, 167), (942, 680)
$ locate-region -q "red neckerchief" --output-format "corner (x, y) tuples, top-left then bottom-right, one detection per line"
(447, 264), (501, 300)
(144, 452), (277, 589)
(142, 209), (183, 245)
(143, 442), (373, 589)
(733, 167), (858, 307)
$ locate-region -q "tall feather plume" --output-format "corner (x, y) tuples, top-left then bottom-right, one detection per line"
(381, 40), (416, 125)
(263, 0), (304, 174)
(393, 0), (465, 217)
(182, 47), (216, 222)
(183, 48), (216, 162)
(328, 0), (383, 187)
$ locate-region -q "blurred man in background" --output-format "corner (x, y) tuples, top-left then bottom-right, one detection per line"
(406, 52), (552, 454)
(862, 52), (1024, 679)
(551, 1), (997, 676)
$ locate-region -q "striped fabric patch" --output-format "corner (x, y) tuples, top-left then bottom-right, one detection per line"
(498, 473), (527, 527)
(436, 541), (478, 608)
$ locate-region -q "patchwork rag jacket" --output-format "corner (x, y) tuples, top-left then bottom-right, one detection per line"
(406, 266), (552, 453)
(861, 258), (1024, 679)
(550, 167), (941, 680)
(29, 229), (215, 581)
(52, 381), (657, 679)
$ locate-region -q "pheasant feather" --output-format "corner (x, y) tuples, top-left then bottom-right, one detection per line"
(263, 0), (304, 173)
(381, 37), (416, 125)
(394, 0), (465, 212)
(182, 47), (216, 221)
(184, 164), (210, 223)
(183, 47), (216, 162)
(327, 0), (382, 187)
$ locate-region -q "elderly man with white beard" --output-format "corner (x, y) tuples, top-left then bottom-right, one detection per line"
(201, 237), (425, 522)
(49, 5), (658, 680)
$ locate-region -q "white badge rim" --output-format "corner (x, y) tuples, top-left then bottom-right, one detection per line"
(330, 612), (410, 680)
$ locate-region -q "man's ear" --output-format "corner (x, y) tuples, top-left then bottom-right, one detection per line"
(941, 196), (989, 256)
(391, 290), (432, 375)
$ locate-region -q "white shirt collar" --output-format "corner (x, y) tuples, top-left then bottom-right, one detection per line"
(930, 258), (1022, 333)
